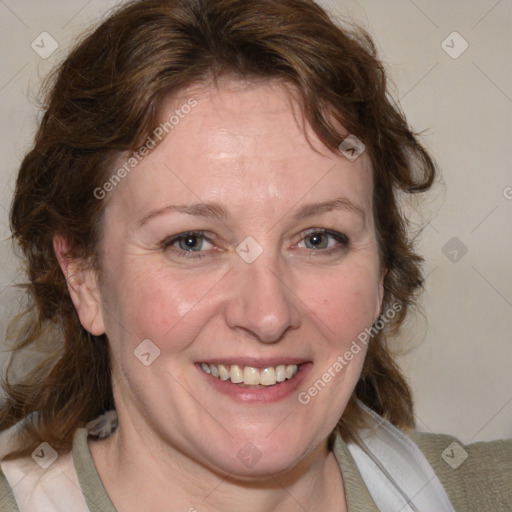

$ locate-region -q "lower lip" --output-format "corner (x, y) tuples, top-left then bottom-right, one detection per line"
(196, 363), (313, 404)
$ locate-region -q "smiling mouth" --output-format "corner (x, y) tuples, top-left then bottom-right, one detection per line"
(199, 363), (301, 387)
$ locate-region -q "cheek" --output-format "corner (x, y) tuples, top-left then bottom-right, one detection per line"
(103, 260), (226, 350)
(299, 264), (381, 343)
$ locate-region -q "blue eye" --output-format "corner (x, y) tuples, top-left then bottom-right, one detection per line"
(176, 234), (207, 251)
(161, 231), (213, 258)
(297, 230), (349, 252)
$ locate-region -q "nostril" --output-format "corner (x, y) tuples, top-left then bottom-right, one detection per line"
(223, 263), (301, 342)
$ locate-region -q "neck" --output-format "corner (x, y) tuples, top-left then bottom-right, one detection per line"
(88, 421), (347, 512)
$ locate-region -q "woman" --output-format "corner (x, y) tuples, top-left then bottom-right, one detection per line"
(0, 0), (510, 510)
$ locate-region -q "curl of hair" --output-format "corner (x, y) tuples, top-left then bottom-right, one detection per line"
(2, 0), (435, 453)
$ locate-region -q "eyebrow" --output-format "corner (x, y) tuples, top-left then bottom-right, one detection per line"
(292, 198), (366, 225)
(139, 197), (365, 226)
(139, 203), (229, 226)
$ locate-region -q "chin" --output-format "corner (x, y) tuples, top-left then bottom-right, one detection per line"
(199, 435), (317, 480)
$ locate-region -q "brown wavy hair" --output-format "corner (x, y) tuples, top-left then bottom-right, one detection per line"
(2, 0), (435, 453)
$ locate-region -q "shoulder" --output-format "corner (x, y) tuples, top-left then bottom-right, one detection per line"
(408, 430), (512, 511)
(0, 464), (19, 511)
(0, 424), (22, 511)
(0, 430), (90, 512)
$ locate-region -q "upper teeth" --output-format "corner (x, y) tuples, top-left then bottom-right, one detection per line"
(200, 363), (299, 386)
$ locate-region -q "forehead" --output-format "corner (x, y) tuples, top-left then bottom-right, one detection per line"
(106, 79), (373, 223)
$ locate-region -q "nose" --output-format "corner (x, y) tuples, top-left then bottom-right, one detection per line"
(224, 254), (301, 344)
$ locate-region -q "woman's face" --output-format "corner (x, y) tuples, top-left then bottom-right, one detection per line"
(84, 80), (383, 476)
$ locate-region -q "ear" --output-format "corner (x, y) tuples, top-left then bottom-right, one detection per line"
(374, 267), (387, 321)
(53, 235), (105, 336)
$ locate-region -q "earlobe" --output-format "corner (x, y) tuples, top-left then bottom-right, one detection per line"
(53, 235), (106, 336)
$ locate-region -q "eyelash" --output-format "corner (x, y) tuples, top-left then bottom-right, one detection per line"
(160, 229), (350, 260)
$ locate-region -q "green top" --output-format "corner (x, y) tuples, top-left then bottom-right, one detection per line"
(1, 428), (511, 511)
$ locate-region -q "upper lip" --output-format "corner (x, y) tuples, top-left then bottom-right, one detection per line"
(197, 357), (310, 367)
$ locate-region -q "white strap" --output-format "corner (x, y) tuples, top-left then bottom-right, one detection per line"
(1, 451), (90, 512)
(347, 402), (455, 512)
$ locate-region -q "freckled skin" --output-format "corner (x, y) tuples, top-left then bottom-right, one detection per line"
(78, 80), (383, 512)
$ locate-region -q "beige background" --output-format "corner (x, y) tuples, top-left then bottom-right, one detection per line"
(0, 0), (510, 443)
